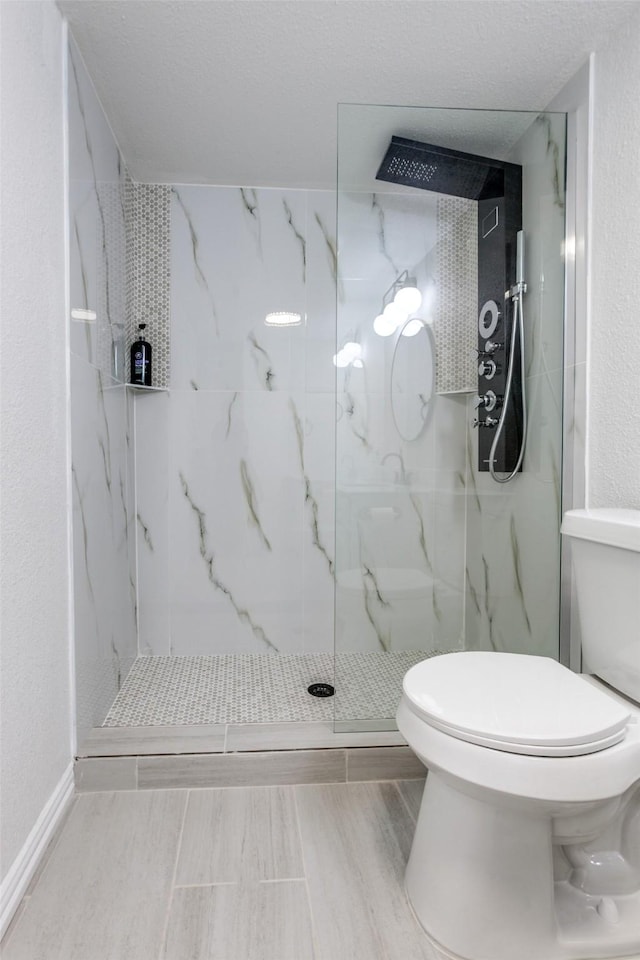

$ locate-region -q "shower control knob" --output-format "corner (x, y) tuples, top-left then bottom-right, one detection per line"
(478, 299), (501, 339)
(484, 340), (503, 355)
(478, 359), (498, 380)
(474, 391), (501, 412)
(472, 417), (499, 429)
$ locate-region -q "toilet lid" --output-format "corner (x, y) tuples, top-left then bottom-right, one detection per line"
(403, 652), (631, 757)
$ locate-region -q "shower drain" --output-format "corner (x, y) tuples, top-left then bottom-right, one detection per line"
(307, 682), (335, 698)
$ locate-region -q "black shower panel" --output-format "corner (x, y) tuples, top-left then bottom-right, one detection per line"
(476, 169), (522, 473)
(376, 137), (523, 473)
(376, 137), (506, 200)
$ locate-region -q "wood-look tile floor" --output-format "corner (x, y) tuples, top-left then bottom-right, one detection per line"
(1, 779), (448, 960)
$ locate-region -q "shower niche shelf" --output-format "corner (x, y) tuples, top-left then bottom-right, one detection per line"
(126, 384), (168, 394)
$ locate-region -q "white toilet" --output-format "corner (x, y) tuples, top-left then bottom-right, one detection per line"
(397, 508), (640, 960)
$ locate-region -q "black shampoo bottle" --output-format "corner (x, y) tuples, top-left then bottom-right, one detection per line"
(130, 323), (152, 386)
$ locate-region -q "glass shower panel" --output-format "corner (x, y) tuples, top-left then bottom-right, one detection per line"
(334, 104), (566, 732)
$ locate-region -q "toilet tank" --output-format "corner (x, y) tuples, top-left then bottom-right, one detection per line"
(562, 509), (640, 703)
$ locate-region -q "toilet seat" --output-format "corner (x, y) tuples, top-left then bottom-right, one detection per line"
(403, 652), (631, 757)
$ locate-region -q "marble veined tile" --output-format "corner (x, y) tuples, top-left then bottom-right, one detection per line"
(68, 39), (122, 186)
(305, 190), (338, 394)
(134, 389), (171, 655)
(170, 186), (307, 392)
(508, 112), (566, 380)
(71, 357), (136, 742)
(68, 37), (134, 746)
(68, 182), (99, 367)
(464, 367), (562, 656)
(68, 40), (126, 378)
(299, 392), (335, 653)
(168, 389), (306, 655)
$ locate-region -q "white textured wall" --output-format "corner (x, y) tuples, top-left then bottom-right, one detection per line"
(589, 7), (640, 508)
(0, 1), (72, 878)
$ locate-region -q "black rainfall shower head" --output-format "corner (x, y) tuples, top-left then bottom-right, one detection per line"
(376, 136), (506, 201)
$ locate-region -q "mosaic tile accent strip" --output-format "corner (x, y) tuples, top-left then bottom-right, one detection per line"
(125, 177), (171, 387)
(103, 652), (444, 727)
(434, 196), (477, 395)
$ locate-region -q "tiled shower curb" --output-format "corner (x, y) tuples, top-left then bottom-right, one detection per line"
(74, 746), (426, 793)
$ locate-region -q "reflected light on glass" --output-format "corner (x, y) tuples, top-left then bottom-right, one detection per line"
(382, 301), (405, 325)
(342, 341), (362, 361)
(561, 235), (576, 263)
(71, 308), (97, 322)
(401, 318), (424, 337)
(373, 271), (424, 338)
(373, 313), (397, 337)
(394, 285), (422, 313)
(264, 311), (302, 326)
(333, 341), (363, 368)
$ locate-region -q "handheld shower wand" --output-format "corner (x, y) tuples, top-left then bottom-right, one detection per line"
(488, 230), (527, 483)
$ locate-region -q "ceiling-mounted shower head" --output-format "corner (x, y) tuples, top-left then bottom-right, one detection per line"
(376, 136), (506, 200)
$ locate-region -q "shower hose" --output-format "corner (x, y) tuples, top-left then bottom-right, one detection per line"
(488, 281), (527, 483)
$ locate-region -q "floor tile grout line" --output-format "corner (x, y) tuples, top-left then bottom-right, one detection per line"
(258, 876), (307, 884)
(156, 789), (190, 960)
(292, 785), (322, 960)
(173, 880), (240, 889)
(172, 877), (307, 890)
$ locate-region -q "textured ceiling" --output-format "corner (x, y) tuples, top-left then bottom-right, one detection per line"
(58, 0), (638, 187)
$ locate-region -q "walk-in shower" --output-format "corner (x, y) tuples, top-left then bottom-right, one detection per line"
(68, 39), (568, 750)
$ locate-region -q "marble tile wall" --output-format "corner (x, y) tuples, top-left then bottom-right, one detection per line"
(136, 187), (337, 656)
(463, 114), (567, 657)
(68, 39), (137, 745)
(138, 184), (472, 664)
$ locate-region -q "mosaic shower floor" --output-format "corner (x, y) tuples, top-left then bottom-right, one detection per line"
(103, 651), (437, 726)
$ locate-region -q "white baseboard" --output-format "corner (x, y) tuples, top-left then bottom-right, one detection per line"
(0, 764), (74, 939)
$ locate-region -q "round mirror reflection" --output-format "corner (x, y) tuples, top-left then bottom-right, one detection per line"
(391, 318), (435, 441)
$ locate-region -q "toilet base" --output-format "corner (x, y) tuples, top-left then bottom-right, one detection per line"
(406, 770), (640, 960)
(412, 918), (640, 960)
